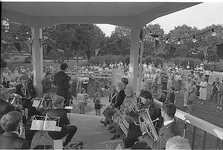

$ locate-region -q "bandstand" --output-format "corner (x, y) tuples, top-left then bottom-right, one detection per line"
(2, 2), (222, 150)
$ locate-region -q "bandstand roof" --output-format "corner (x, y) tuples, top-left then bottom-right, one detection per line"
(2, 2), (200, 28)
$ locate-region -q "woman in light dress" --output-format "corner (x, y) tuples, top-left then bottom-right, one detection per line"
(183, 78), (191, 107)
(188, 80), (197, 114)
(167, 72), (173, 91)
(198, 78), (208, 105)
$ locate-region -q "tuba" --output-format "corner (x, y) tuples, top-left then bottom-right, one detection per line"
(138, 108), (160, 141)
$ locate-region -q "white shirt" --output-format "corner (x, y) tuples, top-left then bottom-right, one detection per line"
(163, 119), (174, 126)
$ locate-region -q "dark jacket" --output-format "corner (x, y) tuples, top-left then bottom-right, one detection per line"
(0, 132), (29, 149)
(47, 108), (69, 127)
(113, 90), (126, 109)
(47, 108), (70, 139)
(54, 71), (70, 99)
(144, 121), (181, 150)
(166, 92), (175, 103)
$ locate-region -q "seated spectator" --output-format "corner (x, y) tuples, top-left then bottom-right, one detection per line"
(166, 136), (191, 150)
(0, 111), (29, 149)
(47, 95), (77, 149)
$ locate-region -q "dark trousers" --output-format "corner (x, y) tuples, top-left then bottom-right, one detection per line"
(48, 125), (77, 146)
(103, 108), (116, 125)
(24, 125), (36, 148)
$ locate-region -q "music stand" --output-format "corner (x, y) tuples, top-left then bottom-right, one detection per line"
(31, 115), (61, 150)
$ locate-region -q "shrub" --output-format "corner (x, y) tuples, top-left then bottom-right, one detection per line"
(0, 58), (7, 68)
(24, 56), (31, 63)
(143, 56), (155, 65)
(154, 57), (164, 67)
(204, 63), (223, 72)
(90, 55), (124, 65)
(174, 57), (201, 69)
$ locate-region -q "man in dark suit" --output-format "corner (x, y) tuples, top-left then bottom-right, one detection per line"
(47, 95), (77, 148)
(54, 63), (70, 106)
(124, 89), (160, 148)
(0, 111), (29, 149)
(0, 99), (36, 148)
(135, 102), (181, 149)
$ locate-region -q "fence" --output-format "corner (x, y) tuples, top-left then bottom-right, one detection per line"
(66, 70), (112, 80)
(154, 100), (223, 150)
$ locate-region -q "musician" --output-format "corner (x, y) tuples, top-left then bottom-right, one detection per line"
(15, 75), (38, 120)
(110, 84), (134, 140)
(47, 95), (77, 148)
(137, 102), (181, 149)
(0, 111), (29, 149)
(124, 89), (160, 148)
(0, 99), (36, 148)
(54, 63), (70, 106)
(100, 86), (118, 126)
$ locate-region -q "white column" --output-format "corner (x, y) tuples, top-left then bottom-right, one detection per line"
(129, 27), (140, 92)
(32, 27), (43, 97)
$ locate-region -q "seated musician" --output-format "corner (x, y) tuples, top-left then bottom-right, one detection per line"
(47, 95), (77, 148)
(110, 84), (134, 140)
(102, 82), (126, 130)
(100, 86), (118, 126)
(124, 89), (160, 149)
(0, 111), (29, 149)
(0, 99), (36, 148)
(135, 102), (181, 149)
(15, 75), (39, 121)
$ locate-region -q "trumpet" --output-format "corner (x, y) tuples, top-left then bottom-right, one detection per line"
(138, 108), (160, 141)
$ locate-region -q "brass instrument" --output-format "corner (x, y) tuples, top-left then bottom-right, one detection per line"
(126, 94), (141, 113)
(10, 93), (23, 110)
(19, 123), (26, 139)
(138, 108), (159, 141)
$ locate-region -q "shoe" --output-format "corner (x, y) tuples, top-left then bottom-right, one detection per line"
(116, 134), (120, 139)
(100, 120), (107, 126)
(110, 129), (116, 133)
(108, 126), (113, 130)
(111, 135), (116, 140)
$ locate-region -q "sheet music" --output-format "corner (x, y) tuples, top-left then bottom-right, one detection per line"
(30, 116), (59, 131)
(32, 100), (40, 108)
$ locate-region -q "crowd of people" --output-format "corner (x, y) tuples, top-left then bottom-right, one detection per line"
(0, 61), (222, 149)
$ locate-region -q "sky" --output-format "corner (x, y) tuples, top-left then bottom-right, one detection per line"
(97, 2), (223, 37)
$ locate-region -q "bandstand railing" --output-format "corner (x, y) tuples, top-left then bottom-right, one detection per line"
(154, 100), (223, 150)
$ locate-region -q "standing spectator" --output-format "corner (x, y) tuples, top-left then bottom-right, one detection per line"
(68, 80), (77, 101)
(54, 63), (70, 107)
(42, 73), (52, 94)
(77, 88), (87, 114)
(217, 78), (223, 110)
(188, 80), (197, 114)
(183, 78), (191, 108)
(2, 67), (11, 88)
(166, 87), (176, 103)
(198, 78), (208, 105)
(210, 78), (220, 102)
(93, 91), (102, 116)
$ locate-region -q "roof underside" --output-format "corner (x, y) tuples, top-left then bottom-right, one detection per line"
(2, 2), (200, 28)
